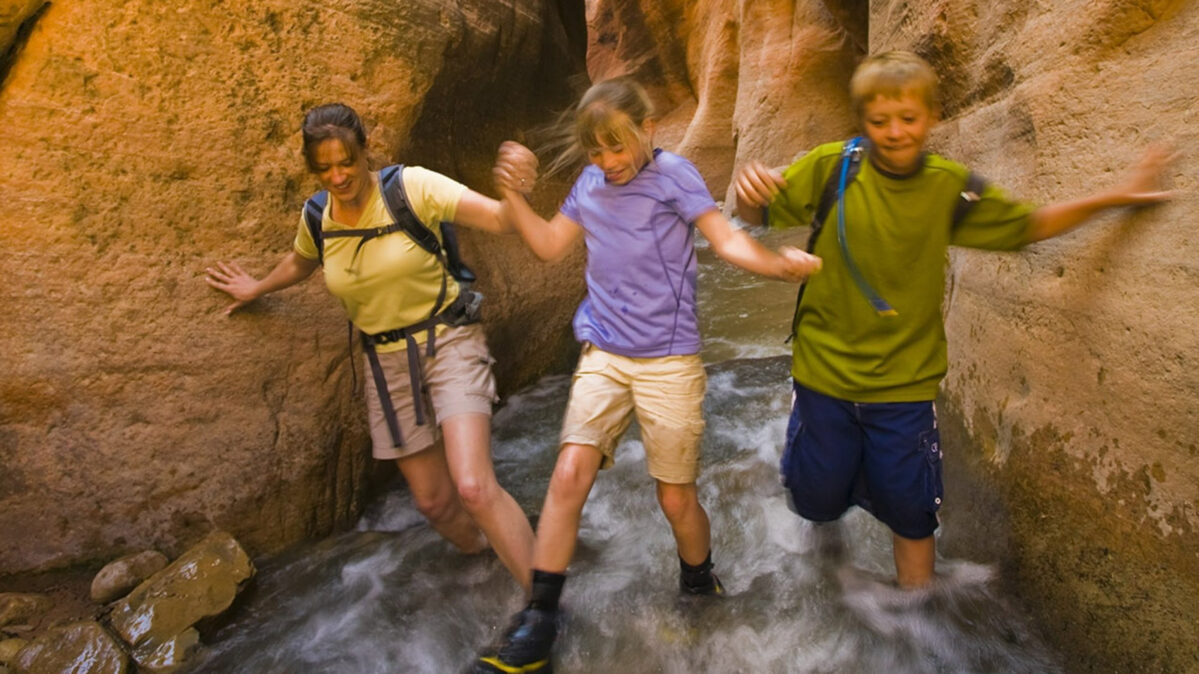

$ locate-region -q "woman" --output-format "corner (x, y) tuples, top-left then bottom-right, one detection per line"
(206, 103), (535, 589)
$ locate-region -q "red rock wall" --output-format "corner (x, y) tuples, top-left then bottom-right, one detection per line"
(0, 0), (585, 573)
(583, 0), (1197, 669)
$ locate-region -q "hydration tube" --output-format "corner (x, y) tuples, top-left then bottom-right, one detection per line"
(835, 138), (898, 317)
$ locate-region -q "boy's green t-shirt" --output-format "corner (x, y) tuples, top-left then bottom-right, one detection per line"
(768, 141), (1034, 402)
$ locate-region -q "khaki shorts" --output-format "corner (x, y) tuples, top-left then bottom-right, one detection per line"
(363, 323), (498, 460)
(559, 344), (707, 484)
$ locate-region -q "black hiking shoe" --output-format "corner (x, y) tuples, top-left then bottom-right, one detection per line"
(473, 606), (557, 673)
(680, 570), (725, 596)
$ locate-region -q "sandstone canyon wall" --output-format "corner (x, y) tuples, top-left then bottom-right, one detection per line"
(0, 0), (586, 574)
(584, 0), (1196, 669)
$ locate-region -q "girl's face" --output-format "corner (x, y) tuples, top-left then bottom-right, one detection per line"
(587, 119), (653, 185)
(311, 138), (372, 206)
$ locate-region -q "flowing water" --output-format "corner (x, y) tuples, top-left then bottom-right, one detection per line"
(184, 228), (1061, 673)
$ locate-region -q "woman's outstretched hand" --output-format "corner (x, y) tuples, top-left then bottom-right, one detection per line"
(205, 261), (262, 315)
(494, 141), (539, 195)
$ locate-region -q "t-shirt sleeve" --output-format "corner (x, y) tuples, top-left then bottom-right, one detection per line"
(560, 175), (584, 224)
(767, 145), (833, 231)
(401, 166), (469, 230)
(293, 209), (320, 260)
(663, 157), (718, 223)
(950, 181), (1035, 251)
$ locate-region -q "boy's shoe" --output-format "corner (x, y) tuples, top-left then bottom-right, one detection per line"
(473, 606), (557, 673)
(679, 571), (725, 596)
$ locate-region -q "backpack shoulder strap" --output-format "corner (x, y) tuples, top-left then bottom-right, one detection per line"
(378, 165), (444, 258)
(951, 171), (987, 230)
(788, 138), (867, 341)
(303, 190), (329, 264)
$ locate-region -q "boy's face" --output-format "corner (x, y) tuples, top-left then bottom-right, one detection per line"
(861, 90), (937, 175)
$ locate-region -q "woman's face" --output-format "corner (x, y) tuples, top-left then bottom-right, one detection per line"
(311, 138), (372, 206)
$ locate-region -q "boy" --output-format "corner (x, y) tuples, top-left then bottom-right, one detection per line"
(733, 50), (1174, 588)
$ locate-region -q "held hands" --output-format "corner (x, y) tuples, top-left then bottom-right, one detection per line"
(494, 141), (539, 196)
(205, 261), (261, 315)
(775, 246), (822, 283)
(734, 160), (787, 208)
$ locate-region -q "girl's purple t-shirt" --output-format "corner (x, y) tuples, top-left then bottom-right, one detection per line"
(559, 149), (717, 357)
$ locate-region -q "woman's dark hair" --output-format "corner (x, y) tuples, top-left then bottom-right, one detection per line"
(301, 103), (368, 172)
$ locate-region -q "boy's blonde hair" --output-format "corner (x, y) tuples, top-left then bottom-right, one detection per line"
(849, 51), (940, 118)
(542, 77), (655, 177)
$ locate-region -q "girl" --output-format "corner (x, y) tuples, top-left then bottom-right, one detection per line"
(475, 78), (821, 673)
(205, 103), (535, 590)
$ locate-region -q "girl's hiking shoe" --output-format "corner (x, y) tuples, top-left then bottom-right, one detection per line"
(680, 571), (725, 596)
(473, 606), (557, 673)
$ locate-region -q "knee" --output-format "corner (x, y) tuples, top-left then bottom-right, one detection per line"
(547, 456), (593, 503)
(657, 486), (699, 524)
(454, 475), (497, 514)
(413, 491), (458, 525)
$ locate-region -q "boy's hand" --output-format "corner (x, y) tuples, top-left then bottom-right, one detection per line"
(1107, 143), (1179, 206)
(775, 246), (822, 283)
(734, 161), (786, 208)
(494, 141), (539, 195)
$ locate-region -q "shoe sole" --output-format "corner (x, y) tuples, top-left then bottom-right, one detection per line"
(474, 656), (553, 674)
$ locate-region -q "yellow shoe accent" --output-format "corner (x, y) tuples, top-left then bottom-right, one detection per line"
(477, 656), (551, 673)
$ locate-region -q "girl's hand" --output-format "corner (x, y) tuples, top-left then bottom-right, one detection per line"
(205, 261), (262, 315)
(734, 161), (786, 208)
(775, 246), (822, 283)
(494, 141), (539, 194)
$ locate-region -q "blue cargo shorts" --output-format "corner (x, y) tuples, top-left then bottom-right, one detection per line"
(781, 380), (943, 539)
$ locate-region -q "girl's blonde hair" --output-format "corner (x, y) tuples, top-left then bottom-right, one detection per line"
(541, 77), (656, 177)
(849, 51), (940, 119)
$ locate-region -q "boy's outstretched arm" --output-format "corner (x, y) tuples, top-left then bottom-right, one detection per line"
(1026, 145), (1177, 242)
(695, 210), (820, 283)
(733, 160), (787, 226)
(493, 141), (583, 262)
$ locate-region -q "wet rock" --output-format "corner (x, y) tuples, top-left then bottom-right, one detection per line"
(0, 637), (27, 665)
(106, 532), (252, 670)
(0, 595), (50, 630)
(12, 621), (128, 674)
(90, 551), (169, 604)
(130, 628), (199, 674)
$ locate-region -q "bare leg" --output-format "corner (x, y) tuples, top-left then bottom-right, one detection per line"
(442, 412), (535, 591)
(893, 533), (935, 588)
(531, 444), (604, 573)
(396, 446), (487, 554)
(655, 481), (711, 565)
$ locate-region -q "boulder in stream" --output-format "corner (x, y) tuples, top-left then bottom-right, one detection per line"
(11, 621), (128, 674)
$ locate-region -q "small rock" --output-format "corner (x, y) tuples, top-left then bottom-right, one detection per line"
(13, 621), (128, 674)
(91, 550), (170, 604)
(0, 638), (27, 665)
(0, 595), (51, 630)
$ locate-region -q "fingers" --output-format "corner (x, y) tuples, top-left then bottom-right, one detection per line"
(495, 141), (539, 193)
(734, 161), (786, 207)
(777, 246), (822, 282)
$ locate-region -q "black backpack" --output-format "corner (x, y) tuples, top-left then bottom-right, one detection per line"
(302, 164), (476, 285)
(787, 138), (986, 338)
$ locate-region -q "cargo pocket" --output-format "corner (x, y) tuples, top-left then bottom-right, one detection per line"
(920, 429), (944, 513)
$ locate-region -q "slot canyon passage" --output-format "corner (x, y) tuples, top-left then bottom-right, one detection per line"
(1, 0), (1196, 672)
